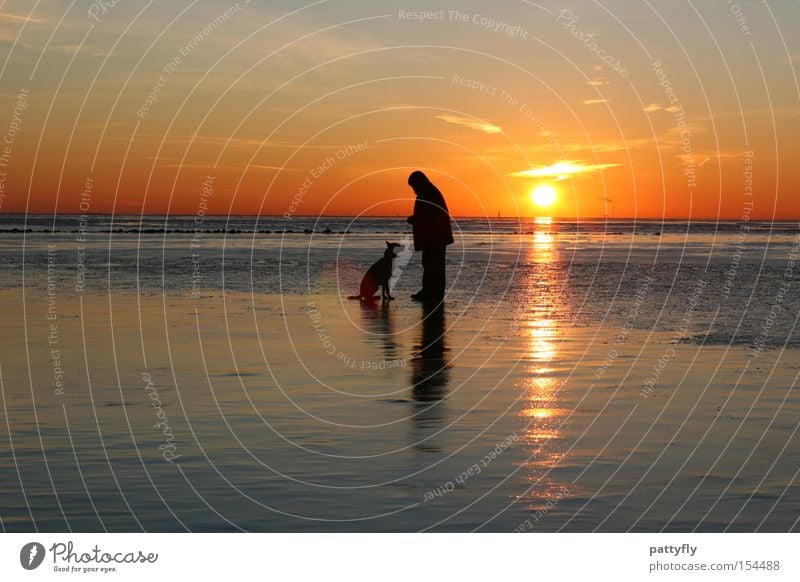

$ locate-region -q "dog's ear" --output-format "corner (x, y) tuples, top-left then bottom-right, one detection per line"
(385, 240), (390, 247)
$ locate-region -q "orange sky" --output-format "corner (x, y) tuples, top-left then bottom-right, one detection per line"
(0, 0), (798, 219)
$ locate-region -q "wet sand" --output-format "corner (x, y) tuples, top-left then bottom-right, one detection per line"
(0, 221), (798, 531)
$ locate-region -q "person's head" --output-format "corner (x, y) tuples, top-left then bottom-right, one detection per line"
(408, 170), (431, 195)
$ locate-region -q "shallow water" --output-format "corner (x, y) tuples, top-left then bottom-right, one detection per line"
(0, 217), (798, 531)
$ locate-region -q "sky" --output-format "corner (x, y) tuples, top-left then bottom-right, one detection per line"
(0, 0), (798, 219)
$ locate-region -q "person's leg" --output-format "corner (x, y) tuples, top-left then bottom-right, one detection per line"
(422, 246), (447, 301)
(415, 247), (446, 301)
(419, 249), (433, 297)
(428, 246), (446, 301)
(437, 245), (447, 298)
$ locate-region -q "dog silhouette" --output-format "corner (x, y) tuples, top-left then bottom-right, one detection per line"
(348, 241), (404, 301)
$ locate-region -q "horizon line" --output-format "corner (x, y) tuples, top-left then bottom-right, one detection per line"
(1, 212), (799, 222)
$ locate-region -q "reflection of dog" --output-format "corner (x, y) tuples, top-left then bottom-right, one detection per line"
(348, 242), (404, 301)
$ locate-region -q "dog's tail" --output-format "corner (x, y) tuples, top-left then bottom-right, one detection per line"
(346, 295), (362, 300)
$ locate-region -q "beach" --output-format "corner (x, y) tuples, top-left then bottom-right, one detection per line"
(0, 216), (798, 531)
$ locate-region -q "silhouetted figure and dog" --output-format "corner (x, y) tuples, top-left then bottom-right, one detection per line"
(348, 171), (454, 304)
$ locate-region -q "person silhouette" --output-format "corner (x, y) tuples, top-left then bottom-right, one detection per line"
(406, 171), (454, 303)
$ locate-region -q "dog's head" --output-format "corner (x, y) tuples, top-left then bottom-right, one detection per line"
(384, 241), (404, 257)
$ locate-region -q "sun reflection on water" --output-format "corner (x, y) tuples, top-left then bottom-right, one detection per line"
(516, 219), (572, 512)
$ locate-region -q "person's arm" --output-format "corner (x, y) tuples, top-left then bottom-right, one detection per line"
(408, 195), (425, 224)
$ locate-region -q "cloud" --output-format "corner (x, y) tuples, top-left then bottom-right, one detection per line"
(437, 114), (502, 134)
(153, 161), (302, 172)
(677, 150), (753, 166)
(509, 161), (620, 180)
(0, 11), (45, 24)
(582, 99), (608, 105)
(644, 103), (683, 113)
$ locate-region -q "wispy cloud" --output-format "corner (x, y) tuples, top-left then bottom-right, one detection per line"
(0, 11), (45, 24)
(558, 138), (653, 153)
(154, 162), (302, 172)
(678, 150), (752, 166)
(582, 99), (608, 105)
(437, 114), (502, 134)
(251, 164), (303, 171)
(510, 161), (620, 180)
(644, 103), (683, 113)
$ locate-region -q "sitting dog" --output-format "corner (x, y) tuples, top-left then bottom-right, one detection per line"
(348, 241), (404, 301)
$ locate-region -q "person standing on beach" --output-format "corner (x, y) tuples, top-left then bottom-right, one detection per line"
(406, 171), (454, 302)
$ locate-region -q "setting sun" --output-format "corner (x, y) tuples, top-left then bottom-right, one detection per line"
(531, 184), (557, 208)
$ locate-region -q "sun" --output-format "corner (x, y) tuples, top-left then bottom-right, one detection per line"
(531, 184), (557, 208)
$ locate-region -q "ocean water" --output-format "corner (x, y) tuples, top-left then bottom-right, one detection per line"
(0, 216), (798, 531)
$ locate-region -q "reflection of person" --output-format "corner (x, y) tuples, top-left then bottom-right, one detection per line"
(406, 171), (454, 303)
(412, 303), (448, 400)
(410, 303), (449, 452)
